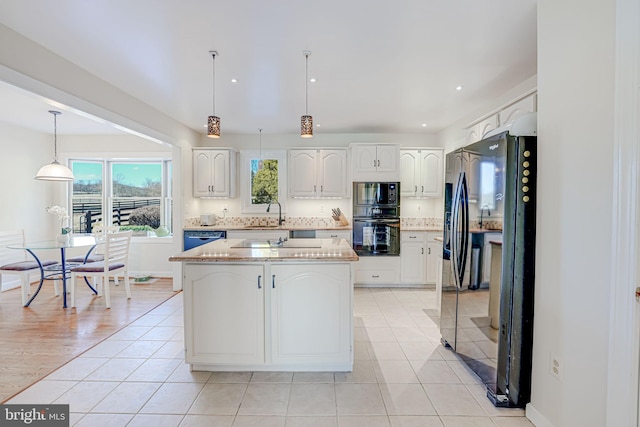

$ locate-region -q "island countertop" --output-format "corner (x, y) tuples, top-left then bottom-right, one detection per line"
(169, 238), (359, 262)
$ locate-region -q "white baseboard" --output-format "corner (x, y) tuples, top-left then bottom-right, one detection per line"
(526, 402), (554, 427)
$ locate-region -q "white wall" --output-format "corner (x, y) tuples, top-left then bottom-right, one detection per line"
(526, 1), (616, 426)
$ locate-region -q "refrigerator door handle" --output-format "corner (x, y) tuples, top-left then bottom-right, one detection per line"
(450, 173), (463, 289)
(458, 173), (470, 288)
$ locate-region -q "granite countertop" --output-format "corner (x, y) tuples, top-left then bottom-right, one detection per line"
(169, 238), (359, 262)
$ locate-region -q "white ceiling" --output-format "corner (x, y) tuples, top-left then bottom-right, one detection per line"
(0, 0), (537, 137)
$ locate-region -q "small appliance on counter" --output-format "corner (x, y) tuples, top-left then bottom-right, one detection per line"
(200, 213), (216, 226)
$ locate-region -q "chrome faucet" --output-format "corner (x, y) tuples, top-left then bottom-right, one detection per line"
(479, 206), (490, 229)
(266, 200), (285, 226)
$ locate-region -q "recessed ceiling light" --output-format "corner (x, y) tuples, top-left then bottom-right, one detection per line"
(316, 123), (320, 127)
(231, 78), (238, 83)
(456, 85), (463, 91)
(421, 123), (428, 127)
(310, 78), (317, 83)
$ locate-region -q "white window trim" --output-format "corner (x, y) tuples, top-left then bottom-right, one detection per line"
(240, 149), (288, 214)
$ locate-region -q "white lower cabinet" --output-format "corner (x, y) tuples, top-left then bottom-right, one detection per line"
(184, 262), (353, 371)
(426, 240), (440, 284)
(184, 264), (265, 365)
(400, 232), (427, 285)
(271, 264), (352, 367)
(354, 256), (401, 285)
(315, 230), (351, 243)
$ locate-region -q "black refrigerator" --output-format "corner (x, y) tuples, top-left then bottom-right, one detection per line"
(440, 123), (536, 408)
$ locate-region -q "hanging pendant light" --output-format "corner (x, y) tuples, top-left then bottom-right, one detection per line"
(258, 129), (264, 170)
(207, 50), (221, 138)
(35, 110), (75, 181)
(300, 50), (313, 138)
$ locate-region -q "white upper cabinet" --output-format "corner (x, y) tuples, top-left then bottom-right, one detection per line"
(467, 115), (498, 145)
(499, 94), (537, 127)
(351, 143), (400, 182)
(400, 149), (443, 198)
(193, 149), (237, 198)
(288, 149), (348, 198)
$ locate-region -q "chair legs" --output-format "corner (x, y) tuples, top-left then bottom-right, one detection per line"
(72, 271), (130, 309)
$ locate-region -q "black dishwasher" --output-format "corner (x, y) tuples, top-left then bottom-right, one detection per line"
(183, 230), (226, 251)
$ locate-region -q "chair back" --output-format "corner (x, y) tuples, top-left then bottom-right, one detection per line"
(104, 230), (133, 266)
(0, 230), (28, 266)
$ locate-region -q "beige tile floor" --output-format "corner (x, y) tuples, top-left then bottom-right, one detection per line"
(7, 287), (535, 427)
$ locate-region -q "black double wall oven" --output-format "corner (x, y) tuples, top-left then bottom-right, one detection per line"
(352, 182), (400, 256)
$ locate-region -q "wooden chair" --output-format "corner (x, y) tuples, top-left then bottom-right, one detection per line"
(0, 230), (58, 305)
(69, 230), (133, 309)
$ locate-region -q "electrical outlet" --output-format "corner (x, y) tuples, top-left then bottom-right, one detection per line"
(550, 353), (563, 381)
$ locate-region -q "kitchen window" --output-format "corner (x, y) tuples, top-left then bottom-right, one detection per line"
(240, 150), (287, 214)
(70, 159), (172, 235)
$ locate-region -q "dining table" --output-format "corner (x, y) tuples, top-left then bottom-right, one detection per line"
(8, 234), (99, 308)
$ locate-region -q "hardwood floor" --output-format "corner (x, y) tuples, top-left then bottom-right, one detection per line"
(0, 277), (179, 403)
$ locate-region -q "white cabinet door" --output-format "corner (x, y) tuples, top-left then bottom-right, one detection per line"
(400, 232), (426, 285)
(426, 241), (440, 284)
(499, 94), (537, 127)
(376, 144), (399, 173)
(400, 150), (420, 196)
(289, 149), (348, 198)
(352, 144), (378, 175)
(288, 150), (317, 197)
(318, 150), (348, 197)
(419, 149), (443, 197)
(193, 149), (236, 198)
(184, 264), (264, 365)
(351, 144), (400, 181)
(270, 264), (352, 366)
(403, 149), (443, 198)
(353, 256), (400, 285)
(315, 230), (351, 243)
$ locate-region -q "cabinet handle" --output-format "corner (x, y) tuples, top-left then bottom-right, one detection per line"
(320, 185), (323, 192)
(409, 236), (417, 239)
(330, 234), (337, 238)
(373, 159), (377, 167)
(258, 275), (262, 289)
(272, 274), (276, 289)
(314, 185), (316, 192)
(377, 159), (381, 167)
(421, 248), (424, 254)
(372, 274), (380, 278)
(414, 185), (417, 192)
(421, 185), (424, 193)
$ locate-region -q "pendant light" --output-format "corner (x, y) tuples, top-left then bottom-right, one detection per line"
(35, 110), (75, 181)
(207, 50), (221, 138)
(258, 129), (264, 170)
(300, 50), (313, 138)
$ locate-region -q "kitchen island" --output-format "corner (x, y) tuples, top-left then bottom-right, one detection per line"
(169, 238), (358, 372)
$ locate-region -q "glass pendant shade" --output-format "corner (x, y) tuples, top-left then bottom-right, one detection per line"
(300, 115), (313, 138)
(35, 110), (75, 181)
(35, 161), (75, 181)
(207, 115), (221, 138)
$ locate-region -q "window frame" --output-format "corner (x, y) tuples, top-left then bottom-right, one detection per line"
(69, 157), (172, 236)
(240, 149), (288, 214)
